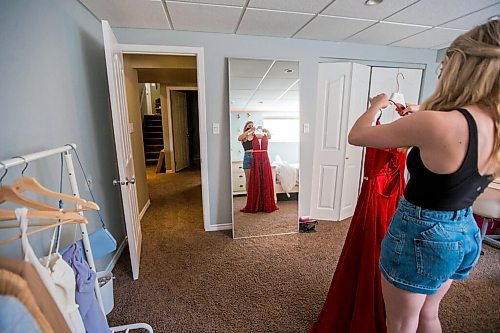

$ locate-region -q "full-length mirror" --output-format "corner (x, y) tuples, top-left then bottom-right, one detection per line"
(229, 58), (300, 239)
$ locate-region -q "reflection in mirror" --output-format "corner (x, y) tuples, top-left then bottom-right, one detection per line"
(229, 58), (300, 239)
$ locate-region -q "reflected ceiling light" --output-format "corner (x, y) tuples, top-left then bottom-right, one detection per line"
(489, 15), (499, 21)
(365, 0), (383, 5)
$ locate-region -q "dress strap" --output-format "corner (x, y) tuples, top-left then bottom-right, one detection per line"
(455, 108), (478, 169)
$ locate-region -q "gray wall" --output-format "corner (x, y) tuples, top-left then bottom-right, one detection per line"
(114, 28), (439, 224)
(0, 0), (125, 271)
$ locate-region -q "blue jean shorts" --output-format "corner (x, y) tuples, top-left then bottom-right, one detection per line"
(380, 198), (482, 295)
(243, 151), (252, 169)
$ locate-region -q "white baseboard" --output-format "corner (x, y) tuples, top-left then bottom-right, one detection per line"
(139, 200), (151, 221)
(104, 237), (128, 274)
(205, 223), (232, 231)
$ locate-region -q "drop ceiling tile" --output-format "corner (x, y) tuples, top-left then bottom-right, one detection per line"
(441, 4), (500, 29)
(167, 2), (242, 33)
(230, 77), (262, 89)
(248, 0), (333, 14)
(322, 0), (418, 20)
(80, 0), (170, 29)
(229, 59), (274, 78)
(385, 0), (499, 26)
(167, 0), (246, 5)
(295, 15), (376, 42)
(346, 21), (430, 45)
(391, 27), (466, 49)
(267, 61), (300, 79)
(237, 8), (314, 37)
(259, 78), (301, 90)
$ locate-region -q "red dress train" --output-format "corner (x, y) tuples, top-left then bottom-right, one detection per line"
(311, 147), (407, 333)
(241, 135), (279, 213)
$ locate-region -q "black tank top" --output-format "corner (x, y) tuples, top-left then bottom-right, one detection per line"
(242, 139), (253, 151)
(404, 108), (493, 211)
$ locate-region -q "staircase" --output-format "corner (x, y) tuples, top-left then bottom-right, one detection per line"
(142, 114), (164, 166)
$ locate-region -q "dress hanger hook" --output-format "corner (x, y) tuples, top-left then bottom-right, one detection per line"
(12, 156), (29, 176)
(0, 162), (7, 184)
(396, 72), (405, 93)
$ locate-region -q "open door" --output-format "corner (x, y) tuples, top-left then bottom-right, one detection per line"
(310, 62), (370, 221)
(102, 20), (142, 280)
(171, 91), (190, 172)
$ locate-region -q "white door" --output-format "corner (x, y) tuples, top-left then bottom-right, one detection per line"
(310, 62), (370, 221)
(369, 67), (423, 124)
(171, 91), (190, 172)
(102, 21), (142, 280)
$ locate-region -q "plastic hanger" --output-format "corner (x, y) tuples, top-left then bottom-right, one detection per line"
(12, 177), (100, 211)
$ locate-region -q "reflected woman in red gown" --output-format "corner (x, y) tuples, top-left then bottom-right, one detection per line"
(311, 139), (407, 333)
(240, 128), (279, 213)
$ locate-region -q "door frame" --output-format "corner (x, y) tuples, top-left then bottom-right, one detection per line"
(166, 86), (198, 173)
(120, 44), (212, 231)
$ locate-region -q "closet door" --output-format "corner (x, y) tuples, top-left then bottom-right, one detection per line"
(310, 63), (370, 221)
(369, 67), (423, 124)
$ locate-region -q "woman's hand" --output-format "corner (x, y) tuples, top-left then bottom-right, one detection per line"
(370, 93), (390, 110)
(399, 104), (420, 117)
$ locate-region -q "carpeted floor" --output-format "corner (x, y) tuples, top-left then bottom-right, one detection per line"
(233, 196), (298, 238)
(107, 167), (500, 333)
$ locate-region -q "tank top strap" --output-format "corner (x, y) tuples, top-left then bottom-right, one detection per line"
(455, 108), (478, 169)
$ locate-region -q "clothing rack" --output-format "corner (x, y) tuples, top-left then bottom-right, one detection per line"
(0, 144), (153, 333)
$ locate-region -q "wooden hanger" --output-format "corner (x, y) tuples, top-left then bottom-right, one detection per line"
(0, 208), (86, 224)
(0, 185), (60, 211)
(0, 209), (88, 244)
(12, 177), (100, 211)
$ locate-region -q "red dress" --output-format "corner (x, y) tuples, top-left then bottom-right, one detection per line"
(311, 147), (407, 333)
(241, 135), (279, 213)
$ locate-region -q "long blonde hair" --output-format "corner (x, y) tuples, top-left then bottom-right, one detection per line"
(420, 20), (500, 173)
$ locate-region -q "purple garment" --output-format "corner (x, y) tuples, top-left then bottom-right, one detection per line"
(62, 244), (110, 333)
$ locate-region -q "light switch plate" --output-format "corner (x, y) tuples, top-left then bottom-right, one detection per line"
(212, 123), (220, 134)
(303, 123), (310, 134)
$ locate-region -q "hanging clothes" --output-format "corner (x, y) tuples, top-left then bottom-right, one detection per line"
(62, 244), (110, 333)
(0, 269), (52, 332)
(0, 295), (42, 333)
(0, 256), (71, 333)
(17, 208), (86, 333)
(311, 146), (407, 333)
(241, 135), (279, 213)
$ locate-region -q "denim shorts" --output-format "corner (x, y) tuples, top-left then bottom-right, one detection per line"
(380, 198), (482, 295)
(243, 151), (252, 169)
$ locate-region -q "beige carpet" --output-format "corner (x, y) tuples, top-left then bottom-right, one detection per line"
(107, 167), (500, 333)
(233, 196), (298, 238)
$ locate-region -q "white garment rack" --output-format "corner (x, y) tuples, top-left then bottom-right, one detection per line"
(0, 144), (153, 333)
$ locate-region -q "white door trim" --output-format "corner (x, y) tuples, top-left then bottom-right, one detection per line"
(166, 86), (198, 172)
(120, 43), (211, 232)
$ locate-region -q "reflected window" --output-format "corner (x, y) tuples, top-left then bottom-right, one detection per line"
(263, 118), (299, 143)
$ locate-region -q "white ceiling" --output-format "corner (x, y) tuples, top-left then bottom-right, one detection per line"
(229, 59), (300, 112)
(80, 0), (499, 49)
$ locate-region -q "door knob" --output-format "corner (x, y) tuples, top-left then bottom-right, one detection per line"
(113, 179), (126, 186)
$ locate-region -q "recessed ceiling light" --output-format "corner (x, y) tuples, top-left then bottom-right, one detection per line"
(365, 0), (383, 5)
(489, 15), (499, 21)
(284, 68), (294, 73)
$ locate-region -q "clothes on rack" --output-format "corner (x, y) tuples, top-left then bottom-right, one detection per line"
(0, 256), (71, 333)
(0, 295), (42, 333)
(241, 135), (279, 213)
(311, 146), (407, 333)
(62, 244), (110, 333)
(0, 269), (52, 333)
(17, 208), (86, 333)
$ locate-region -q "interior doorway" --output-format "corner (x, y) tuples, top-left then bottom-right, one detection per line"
(122, 52), (206, 231)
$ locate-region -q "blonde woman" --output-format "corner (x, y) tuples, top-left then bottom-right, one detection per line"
(237, 121), (270, 191)
(349, 20), (499, 333)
